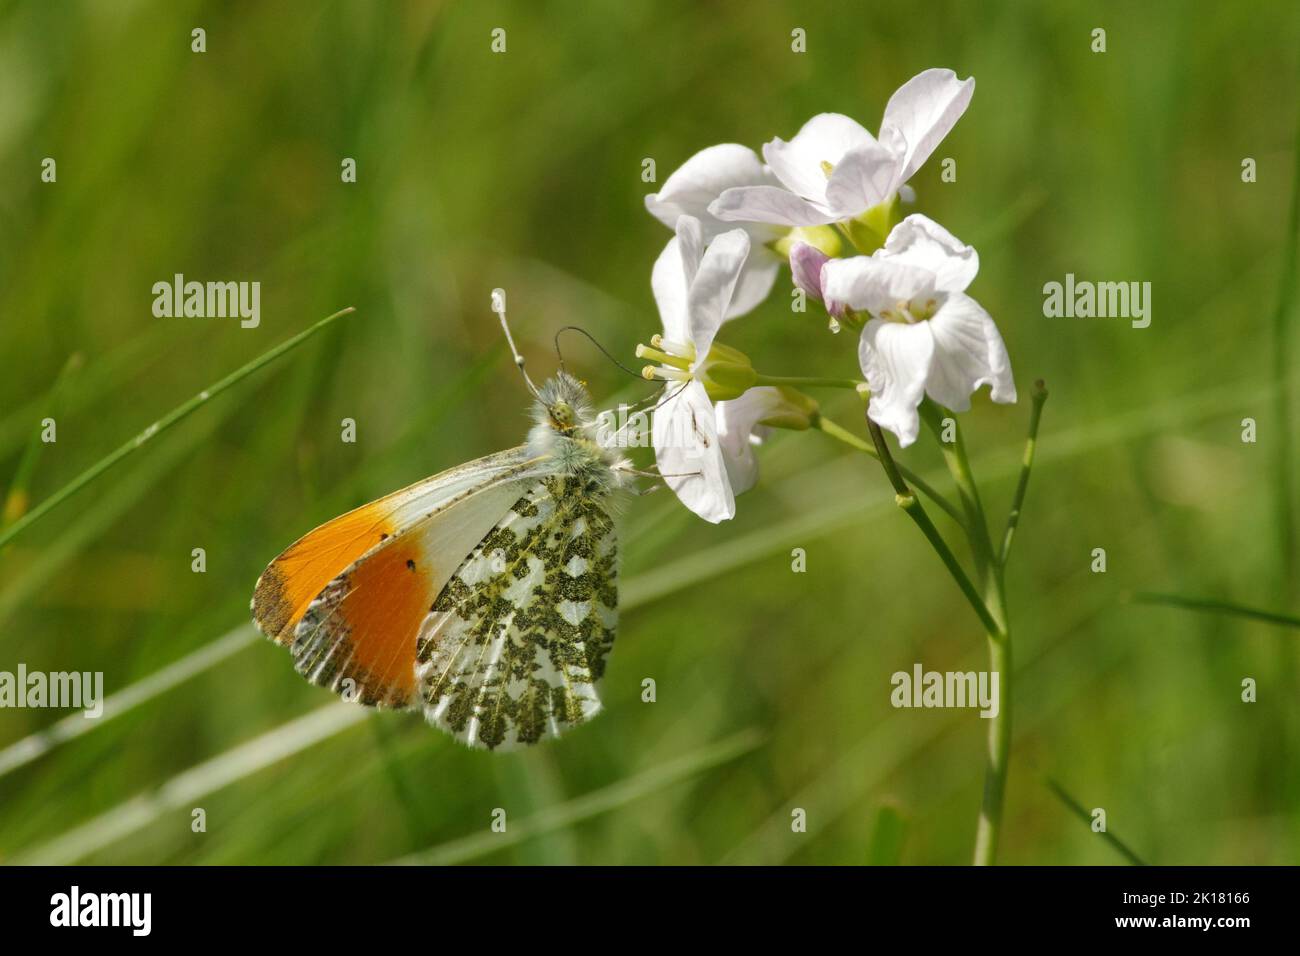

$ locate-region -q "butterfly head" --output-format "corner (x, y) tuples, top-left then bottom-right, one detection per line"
(534, 371), (594, 436)
(528, 372), (629, 491)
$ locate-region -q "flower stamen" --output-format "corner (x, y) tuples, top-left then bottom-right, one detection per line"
(636, 341), (693, 370)
(641, 365), (691, 383)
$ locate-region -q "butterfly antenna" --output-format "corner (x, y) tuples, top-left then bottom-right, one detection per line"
(491, 289), (541, 399)
(554, 325), (648, 382)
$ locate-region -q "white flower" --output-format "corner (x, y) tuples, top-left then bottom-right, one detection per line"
(821, 214), (1016, 447)
(644, 144), (785, 319)
(715, 387), (816, 496)
(709, 69), (974, 228)
(644, 216), (752, 522)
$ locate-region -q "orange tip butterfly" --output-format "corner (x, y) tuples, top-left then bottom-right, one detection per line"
(252, 297), (634, 750)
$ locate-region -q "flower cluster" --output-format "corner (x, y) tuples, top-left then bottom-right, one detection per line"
(637, 68), (1016, 522)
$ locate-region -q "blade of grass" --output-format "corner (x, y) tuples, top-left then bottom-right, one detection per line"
(2, 352), (83, 527)
(1044, 776), (1148, 865)
(0, 398), (231, 625)
(0, 625), (257, 780)
(1130, 592), (1300, 630)
(0, 306), (355, 552)
(11, 702), (368, 864)
(389, 728), (763, 866)
(0, 321), (185, 458)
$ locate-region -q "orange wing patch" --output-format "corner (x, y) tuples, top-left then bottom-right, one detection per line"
(253, 450), (538, 713)
(252, 500), (397, 645)
(289, 537), (433, 707)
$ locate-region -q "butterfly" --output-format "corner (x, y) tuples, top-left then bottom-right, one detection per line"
(251, 319), (638, 751)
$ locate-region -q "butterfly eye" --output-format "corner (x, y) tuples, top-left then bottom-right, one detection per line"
(550, 401), (574, 427)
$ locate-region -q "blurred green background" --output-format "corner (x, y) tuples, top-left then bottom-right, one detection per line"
(1, 0), (1298, 865)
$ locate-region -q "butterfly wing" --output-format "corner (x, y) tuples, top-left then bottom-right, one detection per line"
(416, 474), (620, 751)
(252, 446), (542, 708)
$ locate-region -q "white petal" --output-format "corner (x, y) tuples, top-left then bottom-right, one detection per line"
(883, 214), (978, 293)
(726, 250), (781, 319)
(763, 113), (877, 201)
(687, 229), (749, 357)
(822, 255), (937, 318)
(675, 215), (704, 286)
(858, 319), (934, 447)
(924, 293), (1016, 410)
(824, 140), (902, 217)
(710, 184), (835, 226)
(715, 387), (789, 495)
(879, 68), (975, 183)
(652, 380), (735, 523)
(651, 236), (690, 342)
(645, 144), (775, 233)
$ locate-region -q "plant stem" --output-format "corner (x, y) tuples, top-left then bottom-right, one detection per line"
(999, 381), (1048, 565)
(866, 417), (998, 636)
(814, 415), (966, 528)
(866, 398), (1020, 863)
(754, 374), (863, 390)
(0, 306), (356, 551)
(915, 401), (1017, 864)
(973, 610), (1011, 865)
(921, 401), (995, 579)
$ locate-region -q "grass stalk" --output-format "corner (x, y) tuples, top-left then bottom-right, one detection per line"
(0, 307), (355, 551)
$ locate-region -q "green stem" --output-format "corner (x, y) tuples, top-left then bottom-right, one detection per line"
(972, 615), (1011, 865)
(0, 306), (356, 551)
(754, 374), (863, 390)
(814, 415), (966, 528)
(865, 416), (999, 636)
(921, 401), (995, 578)
(914, 401), (1016, 864)
(999, 381), (1048, 565)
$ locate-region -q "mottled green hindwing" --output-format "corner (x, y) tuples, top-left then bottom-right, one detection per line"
(415, 474), (619, 750)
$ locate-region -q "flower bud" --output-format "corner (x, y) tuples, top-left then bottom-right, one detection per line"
(789, 241), (829, 302)
(695, 342), (757, 401)
(757, 386), (818, 431)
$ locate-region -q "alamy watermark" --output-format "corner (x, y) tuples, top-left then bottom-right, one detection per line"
(1042, 273), (1150, 329)
(891, 664), (999, 718)
(50, 886), (150, 936)
(152, 273), (261, 328)
(596, 403), (712, 457)
(0, 663), (103, 718)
